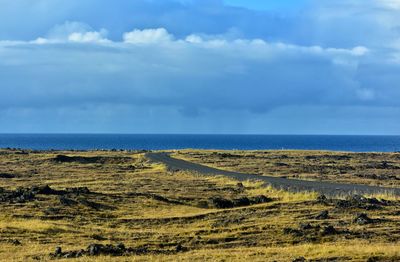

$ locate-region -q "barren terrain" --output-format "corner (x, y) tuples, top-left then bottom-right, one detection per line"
(0, 149), (399, 261)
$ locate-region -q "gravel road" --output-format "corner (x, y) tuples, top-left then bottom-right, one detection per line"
(146, 152), (400, 196)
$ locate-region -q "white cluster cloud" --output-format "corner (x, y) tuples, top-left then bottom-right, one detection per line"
(123, 28), (173, 44)
(29, 22), (110, 44)
(68, 31), (109, 43)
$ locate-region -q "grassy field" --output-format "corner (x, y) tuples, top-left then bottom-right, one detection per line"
(0, 149), (399, 261)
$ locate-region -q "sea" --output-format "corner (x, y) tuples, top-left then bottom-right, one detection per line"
(0, 134), (399, 152)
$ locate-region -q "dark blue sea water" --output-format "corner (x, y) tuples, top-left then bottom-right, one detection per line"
(0, 134), (399, 152)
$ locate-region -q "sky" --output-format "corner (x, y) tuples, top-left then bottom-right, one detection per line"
(0, 0), (400, 135)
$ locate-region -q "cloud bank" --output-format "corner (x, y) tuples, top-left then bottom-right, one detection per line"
(0, 0), (399, 134)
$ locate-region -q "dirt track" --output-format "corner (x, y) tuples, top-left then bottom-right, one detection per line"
(146, 152), (400, 196)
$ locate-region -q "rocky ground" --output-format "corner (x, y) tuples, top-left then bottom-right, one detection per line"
(0, 149), (399, 261)
(173, 150), (400, 188)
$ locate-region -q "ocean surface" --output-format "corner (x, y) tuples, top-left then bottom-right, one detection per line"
(0, 134), (399, 152)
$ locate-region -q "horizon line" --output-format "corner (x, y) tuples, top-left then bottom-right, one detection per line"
(0, 133), (399, 137)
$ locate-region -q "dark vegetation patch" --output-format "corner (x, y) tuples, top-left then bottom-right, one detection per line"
(211, 152), (242, 158)
(0, 173), (15, 179)
(317, 194), (393, 210)
(0, 185), (91, 203)
(52, 155), (132, 164)
(51, 243), (186, 259)
(283, 224), (340, 240)
(353, 213), (375, 225)
(209, 195), (272, 209)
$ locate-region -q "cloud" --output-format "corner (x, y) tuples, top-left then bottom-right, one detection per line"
(0, 0), (400, 134)
(0, 27), (376, 114)
(30, 21), (110, 44)
(123, 28), (173, 44)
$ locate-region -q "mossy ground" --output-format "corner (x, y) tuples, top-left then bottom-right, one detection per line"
(0, 149), (399, 261)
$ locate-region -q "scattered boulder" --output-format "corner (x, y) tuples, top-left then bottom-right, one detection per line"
(54, 247), (62, 256)
(318, 194), (390, 210)
(354, 213), (374, 225)
(0, 185), (92, 204)
(53, 155), (131, 164)
(315, 210), (329, 220)
(299, 223), (313, 230)
(7, 239), (22, 246)
(51, 243), (181, 258)
(321, 225), (337, 236)
(212, 152), (241, 158)
(317, 194), (328, 203)
(210, 197), (234, 209)
(250, 195), (272, 204)
(335, 195), (386, 210)
(210, 195), (272, 209)
(53, 155), (102, 164)
(283, 227), (303, 237)
(0, 187), (36, 203)
(0, 173), (15, 179)
(32, 185), (60, 195)
(367, 256), (381, 262)
(175, 244), (188, 252)
(232, 197), (251, 207)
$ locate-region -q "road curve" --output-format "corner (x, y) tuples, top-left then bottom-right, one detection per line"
(146, 152), (400, 196)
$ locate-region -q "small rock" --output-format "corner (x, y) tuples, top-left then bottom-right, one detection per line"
(232, 197), (251, 207)
(293, 257), (307, 262)
(63, 252), (75, 258)
(321, 225), (337, 235)
(354, 213), (374, 225)
(315, 210), (329, 220)
(8, 239), (22, 246)
(176, 244), (183, 252)
(367, 256), (380, 262)
(317, 194), (327, 203)
(34, 185), (58, 195)
(76, 250), (85, 258)
(116, 243), (126, 250)
(210, 197), (234, 209)
(299, 223), (313, 230)
(0, 173), (15, 179)
(54, 247), (62, 256)
(87, 243), (102, 256)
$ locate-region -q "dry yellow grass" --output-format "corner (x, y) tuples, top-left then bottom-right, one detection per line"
(0, 149), (399, 261)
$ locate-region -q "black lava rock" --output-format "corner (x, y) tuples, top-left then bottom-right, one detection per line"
(315, 210), (329, 220)
(354, 213), (374, 225)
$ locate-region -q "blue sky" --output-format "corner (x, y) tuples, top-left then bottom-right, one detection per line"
(0, 0), (400, 134)
(224, 0), (304, 10)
